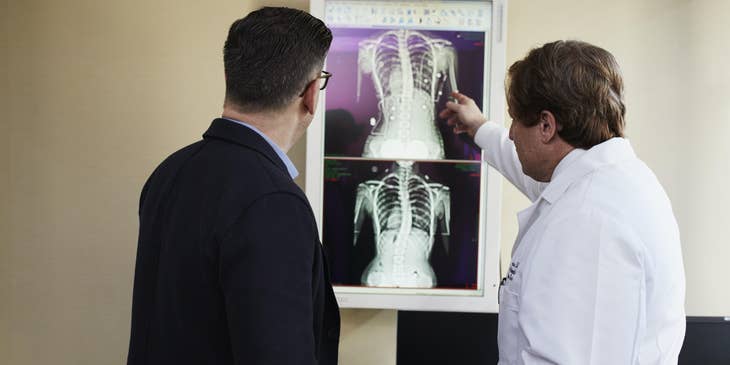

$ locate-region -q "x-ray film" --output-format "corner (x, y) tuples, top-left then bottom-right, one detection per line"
(307, 0), (506, 312)
(324, 28), (485, 161)
(323, 159), (481, 290)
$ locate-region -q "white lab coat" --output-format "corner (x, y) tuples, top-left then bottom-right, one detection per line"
(474, 122), (686, 365)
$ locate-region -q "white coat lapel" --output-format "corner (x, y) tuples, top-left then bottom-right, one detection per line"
(512, 199), (545, 255)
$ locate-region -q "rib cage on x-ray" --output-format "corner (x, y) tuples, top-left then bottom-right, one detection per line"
(358, 30), (458, 160)
(353, 161), (451, 288)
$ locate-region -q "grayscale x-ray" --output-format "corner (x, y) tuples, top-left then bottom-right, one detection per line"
(353, 161), (451, 288)
(357, 30), (457, 160)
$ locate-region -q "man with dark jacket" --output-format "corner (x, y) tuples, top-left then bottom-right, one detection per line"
(127, 7), (339, 364)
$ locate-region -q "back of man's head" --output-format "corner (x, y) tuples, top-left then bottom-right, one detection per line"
(507, 40), (626, 149)
(223, 7), (332, 112)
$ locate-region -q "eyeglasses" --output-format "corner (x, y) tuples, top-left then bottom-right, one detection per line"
(299, 70), (332, 96)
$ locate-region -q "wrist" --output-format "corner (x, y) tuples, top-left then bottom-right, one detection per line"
(468, 118), (487, 138)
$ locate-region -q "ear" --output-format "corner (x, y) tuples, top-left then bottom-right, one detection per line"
(538, 110), (559, 143)
(301, 80), (320, 116)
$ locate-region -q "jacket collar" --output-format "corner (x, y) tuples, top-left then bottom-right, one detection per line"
(540, 137), (636, 204)
(202, 118), (288, 174)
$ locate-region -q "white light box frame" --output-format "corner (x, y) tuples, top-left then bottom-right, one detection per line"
(306, 0), (507, 313)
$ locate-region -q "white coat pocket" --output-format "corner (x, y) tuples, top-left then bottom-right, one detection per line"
(497, 266), (523, 365)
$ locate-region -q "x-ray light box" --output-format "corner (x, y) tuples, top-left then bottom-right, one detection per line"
(306, 0), (507, 313)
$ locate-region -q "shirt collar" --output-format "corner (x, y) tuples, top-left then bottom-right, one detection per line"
(551, 147), (586, 181)
(539, 138), (635, 204)
(221, 117), (299, 179)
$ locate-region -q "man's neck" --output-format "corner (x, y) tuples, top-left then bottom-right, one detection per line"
(221, 106), (297, 153)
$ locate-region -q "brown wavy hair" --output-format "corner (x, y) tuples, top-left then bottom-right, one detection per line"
(506, 40), (626, 149)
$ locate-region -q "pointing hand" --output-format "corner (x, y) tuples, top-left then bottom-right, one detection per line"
(439, 91), (487, 138)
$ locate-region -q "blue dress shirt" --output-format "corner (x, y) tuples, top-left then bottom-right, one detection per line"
(222, 117), (299, 179)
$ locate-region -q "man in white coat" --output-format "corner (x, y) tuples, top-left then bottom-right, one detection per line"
(440, 40), (686, 364)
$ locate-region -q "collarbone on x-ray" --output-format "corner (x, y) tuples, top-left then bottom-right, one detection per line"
(358, 30), (458, 160)
(353, 161), (451, 288)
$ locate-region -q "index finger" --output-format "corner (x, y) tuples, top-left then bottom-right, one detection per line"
(450, 91), (472, 104)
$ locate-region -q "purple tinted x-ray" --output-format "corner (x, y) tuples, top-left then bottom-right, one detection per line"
(324, 27), (486, 161)
(323, 159), (481, 289)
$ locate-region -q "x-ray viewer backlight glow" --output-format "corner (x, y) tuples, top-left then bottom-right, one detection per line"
(306, 0), (507, 313)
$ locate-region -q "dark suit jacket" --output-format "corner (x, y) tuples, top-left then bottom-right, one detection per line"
(127, 118), (340, 365)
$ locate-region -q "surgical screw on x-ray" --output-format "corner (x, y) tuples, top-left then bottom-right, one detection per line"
(358, 30), (458, 160)
(353, 161), (451, 288)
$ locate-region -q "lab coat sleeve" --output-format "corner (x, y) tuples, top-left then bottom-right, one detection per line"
(473, 122), (546, 202)
(518, 209), (646, 365)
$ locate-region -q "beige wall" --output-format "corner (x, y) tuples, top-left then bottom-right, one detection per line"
(2, 0), (728, 364)
(2, 0), (10, 359)
(3, 1), (246, 363)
